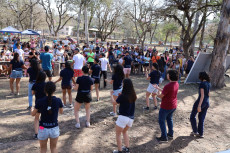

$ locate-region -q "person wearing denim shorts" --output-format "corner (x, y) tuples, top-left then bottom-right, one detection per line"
(8, 53), (27, 95)
(31, 82), (63, 153)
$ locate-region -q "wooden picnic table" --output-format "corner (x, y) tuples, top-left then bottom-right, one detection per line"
(0, 61), (10, 66)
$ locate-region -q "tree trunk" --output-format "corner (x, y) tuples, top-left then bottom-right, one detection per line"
(30, 0), (33, 29)
(180, 12), (185, 47)
(209, 0), (230, 88)
(170, 33), (174, 47)
(84, 3), (89, 44)
(199, 16), (206, 50)
(76, 6), (82, 44)
(183, 42), (190, 59)
(164, 32), (169, 45)
(189, 0), (202, 56)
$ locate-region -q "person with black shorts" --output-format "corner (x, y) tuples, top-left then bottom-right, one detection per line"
(90, 58), (101, 101)
(40, 46), (53, 81)
(74, 66), (94, 129)
(55, 62), (75, 108)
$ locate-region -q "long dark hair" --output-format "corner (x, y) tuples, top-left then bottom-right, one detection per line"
(13, 52), (19, 62)
(30, 60), (41, 75)
(36, 71), (46, 83)
(65, 62), (73, 72)
(122, 79), (137, 103)
(44, 81), (56, 115)
(114, 64), (124, 80)
(199, 72), (210, 82)
(152, 63), (161, 78)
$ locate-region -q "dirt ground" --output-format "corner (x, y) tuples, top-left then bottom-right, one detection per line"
(0, 73), (230, 153)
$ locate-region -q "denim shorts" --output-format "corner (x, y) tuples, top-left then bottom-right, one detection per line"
(38, 126), (60, 140)
(113, 88), (122, 97)
(10, 70), (23, 79)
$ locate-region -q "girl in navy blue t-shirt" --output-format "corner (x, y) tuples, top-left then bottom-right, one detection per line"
(31, 81), (63, 153)
(31, 71), (47, 139)
(90, 58), (101, 101)
(55, 62), (75, 108)
(144, 63), (161, 110)
(74, 66), (94, 128)
(109, 64), (124, 116)
(111, 78), (137, 153)
(190, 72), (211, 138)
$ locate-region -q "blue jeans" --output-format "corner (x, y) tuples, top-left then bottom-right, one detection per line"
(162, 65), (167, 79)
(190, 102), (209, 136)
(28, 82), (35, 107)
(158, 108), (176, 139)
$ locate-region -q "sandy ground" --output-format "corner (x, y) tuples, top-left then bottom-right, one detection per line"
(0, 73), (230, 153)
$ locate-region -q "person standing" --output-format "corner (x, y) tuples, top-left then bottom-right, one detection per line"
(7, 53), (27, 95)
(87, 49), (95, 67)
(40, 46), (53, 81)
(122, 51), (132, 78)
(154, 70), (179, 142)
(31, 81), (63, 153)
(99, 53), (112, 88)
(28, 47), (39, 62)
(72, 48), (85, 78)
(190, 72), (211, 138)
(15, 43), (24, 61)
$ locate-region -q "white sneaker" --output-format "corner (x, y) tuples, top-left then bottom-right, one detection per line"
(149, 97), (153, 100)
(75, 123), (80, 129)
(86, 122), (90, 127)
(63, 105), (67, 108)
(110, 112), (117, 116)
(69, 104), (72, 108)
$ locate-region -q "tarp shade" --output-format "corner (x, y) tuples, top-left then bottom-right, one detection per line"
(21, 29), (40, 35)
(0, 26), (21, 33)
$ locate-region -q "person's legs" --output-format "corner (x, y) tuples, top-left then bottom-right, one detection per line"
(34, 113), (40, 135)
(113, 95), (118, 113)
(166, 109), (176, 136)
(39, 139), (48, 153)
(15, 78), (21, 94)
(62, 89), (67, 106)
(198, 106), (209, 136)
(152, 93), (157, 107)
(50, 137), (58, 153)
(145, 92), (151, 107)
(104, 71), (107, 88)
(10, 78), (15, 93)
(67, 89), (72, 105)
(85, 103), (91, 122)
(95, 83), (100, 100)
(158, 108), (168, 139)
(122, 126), (130, 148)
(28, 82), (34, 107)
(74, 102), (82, 123)
(190, 103), (198, 133)
(116, 125), (123, 152)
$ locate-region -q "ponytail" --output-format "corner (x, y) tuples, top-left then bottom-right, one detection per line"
(44, 81), (56, 115)
(152, 63), (160, 77)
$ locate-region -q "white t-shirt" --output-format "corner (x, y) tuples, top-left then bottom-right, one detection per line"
(62, 40), (70, 46)
(119, 58), (123, 65)
(99, 58), (109, 71)
(90, 44), (94, 50)
(15, 49), (24, 60)
(70, 44), (76, 50)
(116, 42), (119, 46)
(73, 54), (85, 69)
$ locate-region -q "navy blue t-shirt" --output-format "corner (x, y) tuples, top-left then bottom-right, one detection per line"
(187, 60), (194, 71)
(10, 59), (24, 71)
(112, 74), (123, 90)
(91, 64), (101, 79)
(148, 70), (161, 84)
(60, 68), (74, 86)
(76, 76), (94, 93)
(124, 55), (132, 68)
(116, 94), (135, 119)
(32, 82), (46, 103)
(35, 96), (63, 128)
(197, 81), (211, 107)
(27, 68), (38, 82)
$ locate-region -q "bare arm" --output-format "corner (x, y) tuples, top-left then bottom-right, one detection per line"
(198, 89), (204, 112)
(74, 84), (79, 91)
(55, 77), (63, 84)
(72, 77), (76, 85)
(31, 108), (38, 116)
(59, 108), (64, 114)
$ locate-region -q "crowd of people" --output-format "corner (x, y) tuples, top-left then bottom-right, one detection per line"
(0, 37), (211, 153)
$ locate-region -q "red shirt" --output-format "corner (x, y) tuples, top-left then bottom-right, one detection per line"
(161, 82), (179, 110)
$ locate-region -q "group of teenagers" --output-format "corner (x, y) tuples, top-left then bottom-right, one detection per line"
(2, 40), (210, 153)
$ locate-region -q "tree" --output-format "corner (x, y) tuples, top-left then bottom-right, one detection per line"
(160, 0), (221, 58)
(162, 21), (178, 45)
(96, 0), (123, 41)
(209, 0), (230, 88)
(127, 0), (156, 49)
(39, 0), (74, 36)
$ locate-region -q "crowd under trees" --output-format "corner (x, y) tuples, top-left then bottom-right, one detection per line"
(0, 0), (229, 88)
